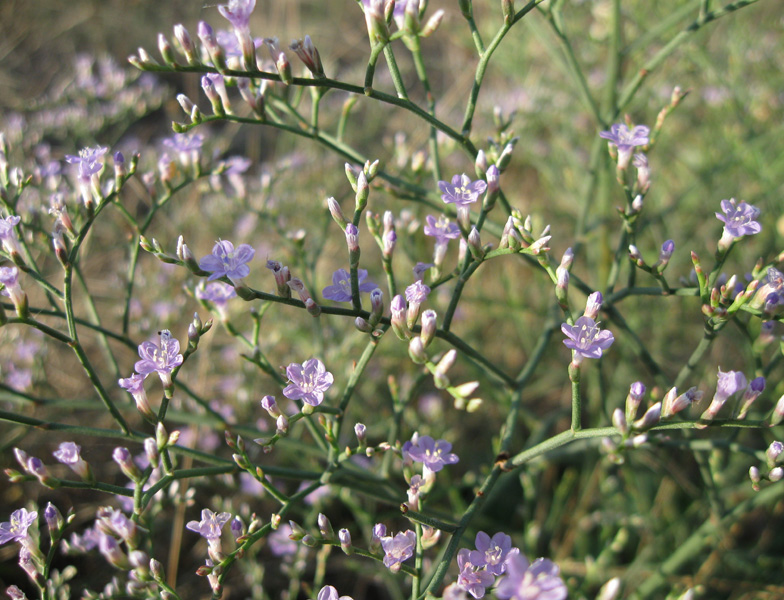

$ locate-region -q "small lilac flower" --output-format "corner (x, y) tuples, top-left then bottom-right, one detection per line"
(471, 531), (516, 576)
(0, 214), (22, 256)
(405, 280), (431, 327)
(218, 0), (257, 68)
(700, 368), (747, 423)
(268, 524), (297, 556)
(495, 553), (567, 600)
(283, 358), (334, 407)
(316, 586), (353, 600)
(322, 268), (376, 302)
(68, 525), (102, 553)
(414, 262), (433, 282)
(0, 508), (38, 546)
(599, 124), (649, 169)
(457, 548), (496, 599)
(424, 215), (461, 242)
(716, 198), (761, 249)
(163, 132), (204, 168)
(381, 530), (416, 571)
(438, 174), (487, 206)
(561, 316), (614, 364)
(134, 330), (183, 387)
(0, 266), (26, 311)
(64, 146), (108, 182)
(404, 435), (459, 474)
(218, 0), (256, 31)
(738, 376), (766, 419)
(53, 442), (92, 481)
(199, 240), (255, 283)
(196, 281), (237, 312)
(187, 509), (232, 540)
(118, 372), (154, 421)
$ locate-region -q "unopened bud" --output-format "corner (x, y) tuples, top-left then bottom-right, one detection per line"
(339, 528), (353, 554)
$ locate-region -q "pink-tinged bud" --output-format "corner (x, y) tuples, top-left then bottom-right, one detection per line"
(584, 291), (603, 320)
(408, 336), (427, 364)
(737, 376), (765, 419)
(390, 294), (412, 340)
(237, 78), (265, 118)
(44, 502), (63, 535)
(290, 35), (325, 78)
(421, 9), (445, 37)
(113, 447), (141, 482)
(420, 309), (437, 347)
(769, 467), (784, 482)
(261, 395), (281, 418)
(339, 528), (353, 554)
(363, 0), (390, 44)
(633, 402), (661, 431)
(475, 150), (488, 177)
(633, 153), (650, 192)
(305, 297), (321, 317)
(355, 171), (369, 211)
(275, 50), (293, 85)
(497, 137), (518, 171)
(655, 240), (675, 273)
(483, 164), (500, 211)
(327, 197), (348, 229)
(158, 33), (177, 66)
(201, 76), (226, 116)
(355, 316), (373, 333)
(354, 423), (367, 445)
(467, 226), (483, 260)
(435, 349), (457, 380)
(143, 438), (159, 468)
(288, 520), (306, 541)
(173, 24), (198, 64)
(276, 414), (289, 435)
(749, 466), (761, 491)
(612, 408), (628, 435)
(317, 513), (334, 539)
(345, 223), (359, 253)
(628, 245), (644, 267)
(369, 288), (384, 325)
(766, 441), (784, 468)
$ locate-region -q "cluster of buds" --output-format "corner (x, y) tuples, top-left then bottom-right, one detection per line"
(10, 448), (57, 488)
(749, 441), (784, 491)
(701, 275), (759, 322)
(628, 240), (675, 277)
(499, 212), (551, 257)
(605, 382), (701, 464)
(697, 369), (765, 428)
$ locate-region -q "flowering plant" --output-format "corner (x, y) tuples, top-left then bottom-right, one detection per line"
(0, 0), (781, 599)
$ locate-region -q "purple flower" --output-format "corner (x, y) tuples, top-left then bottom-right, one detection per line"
(0, 215), (22, 256)
(424, 215), (461, 242)
(64, 146), (108, 181)
(196, 281), (237, 309)
(322, 268), (377, 302)
(381, 530), (416, 571)
(316, 586), (353, 600)
(218, 0), (256, 31)
(701, 368), (747, 423)
(715, 198), (761, 238)
(599, 124), (649, 168)
(495, 553), (567, 600)
(413, 262), (433, 282)
(405, 280), (431, 305)
(0, 508), (37, 546)
(268, 524), (297, 556)
(52, 441), (94, 481)
(0, 266), (25, 307)
(134, 330), (183, 386)
(199, 240), (255, 282)
(457, 548), (496, 599)
(438, 174), (487, 207)
(561, 316), (614, 362)
(470, 531), (516, 576)
(187, 509), (232, 540)
(283, 358), (334, 407)
(403, 435), (459, 473)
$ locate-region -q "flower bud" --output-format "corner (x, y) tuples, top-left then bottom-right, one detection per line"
(327, 197), (348, 229)
(766, 441), (784, 468)
(584, 291), (603, 320)
(339, 528), (353, 554)
(408, 337), (427, 364)
(769, 467), (784, 482)
(420, 309), (437, 347)
(317, 513), (334, 539)
(612, 408), (628, 436)
(113, 447), (141, 482)
(276, 414), (289, 435)
(633, 402), (661, 431)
